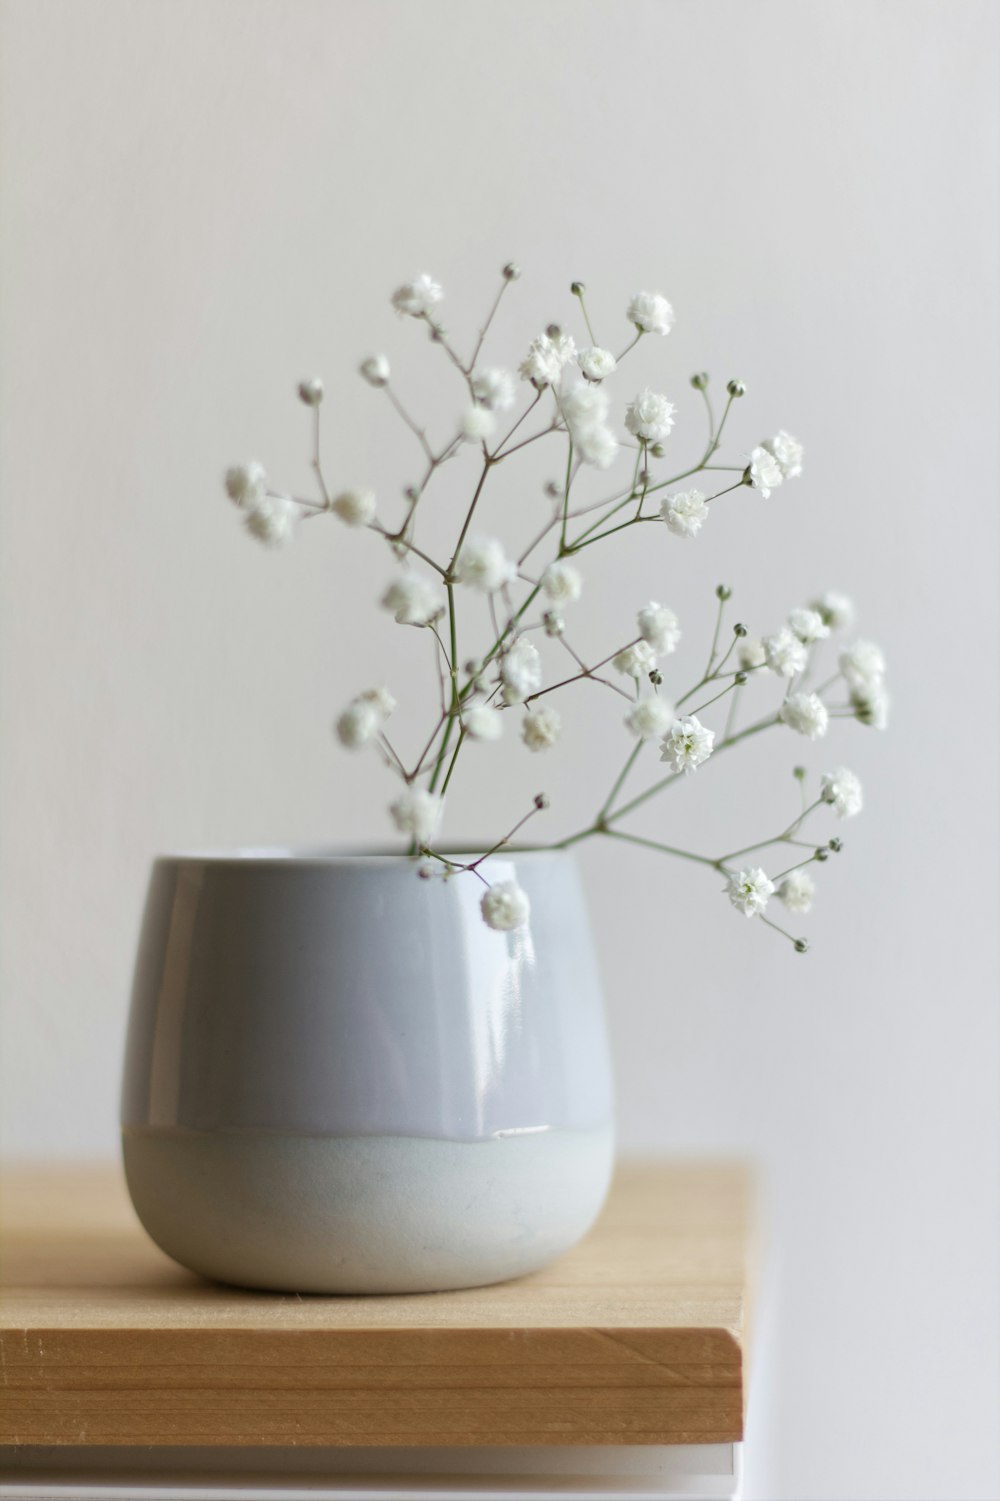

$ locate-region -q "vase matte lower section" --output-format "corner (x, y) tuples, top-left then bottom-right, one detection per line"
(122, 1124), (615, 1294)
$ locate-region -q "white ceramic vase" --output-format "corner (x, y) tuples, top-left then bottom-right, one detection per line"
(121, 849), (614, 1294)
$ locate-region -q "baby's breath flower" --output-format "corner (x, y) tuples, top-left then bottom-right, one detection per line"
(762, 430), (804, 479)
(745, 446), (784, 498)
(224, 461), (266, 509)
(577, 346), (617, 381)
(576, 423), (619, 469)
(787, 607), (829, 644)
(463, 702), (503, 742)
(660, 488), (708, 538)
(727, 867), (775, 918)
(613, 639), (658, 678)
(359, 354), (390, 387)
(660, 715), (714, 773)
(851, 682), (889, 729)
(461, 405), (496, 443)
(738, 636), (769, 671)
(470, 367), (516, 411)
(559, 382), (619, 468)
(764, 626), (809, 678)
(624, 388), (676, 443)
(500, 637), (542, 703)
(625, 697), (675, 739)
(391, 274), (443, 317)
(778, 868), (814, 913)
(380, 572), (443, 626)
(331, 488), (376, 527)
(626, 290), (675, 335)
(522, 704), (561, 752)
(335, 687), (396, 750)
(297, 378), (324, 406)
(541, 560), (583, 606)
(389, 787), (444, 846)
(455, 535), (516, 593)
(637, 602), (681, 655)
(820, 767), (863, 818)
(481, 879), (531, 932)
(811, 590), (855, 632)
(839, 639), (886, 690)
(244, 494), (297, 546)
(519, 332), (576, 387)
(779, 691), (829, 739)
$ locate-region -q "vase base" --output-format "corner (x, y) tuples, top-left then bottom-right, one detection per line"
(121, 1124), (615, 1294)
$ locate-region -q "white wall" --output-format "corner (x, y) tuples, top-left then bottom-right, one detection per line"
(1, 2), (998, 1497)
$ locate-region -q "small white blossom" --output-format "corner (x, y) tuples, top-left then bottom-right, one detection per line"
(500, 638), (542, 703)
(746, 446), (784, 498)
(380, 572), (443, 626)
(738, 636), (769, 671)
(389, 787), (444, 845)
(244, 494), (297, 546)
(613, 639), (658, 678)
(541, 560), (583, 606)
(461, 405), (496, 443)
(626, 290), (675, 335)
(463, 702), (503, 742)
(779, 691), (829, 739)
(577, 346), (617, 381)
(625, 388), (676, 443)
(575, 422), (619, 468)
(335, 687), (396, 750)
(359, 354), (390, 387)
(820, 767), (863, 818)
(455, 535), (516, 593)
(625, 697), (675, 739)
(778, 868), (814, 913)
(811, 590), (855, 633)
(481, 879), (531, 932)
(637, 601), (681, 655)
(764, 626), (809, 678)
(331, 488), (376, 527)
(391, 274), (443, 317)
(470, 367), (516, 411)
(224, 461), (266, 509)
(660, 715), (715, 773)
(762, 430), (804, 479)
(522, 703), (561, 752)
(727, 867), (775, 918)
(787, 607), (830, 644)
(661, 488), (708, 538)
(519, 331), (576, 387)
(851, 682), (889, 729)
(840, 639), (886, 690)
(297, 378), (324, 406)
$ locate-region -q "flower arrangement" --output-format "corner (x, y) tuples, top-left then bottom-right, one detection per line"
(223, 266), (886, 950)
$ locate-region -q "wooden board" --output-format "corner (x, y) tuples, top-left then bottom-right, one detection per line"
(0, 1160), (748, 1449)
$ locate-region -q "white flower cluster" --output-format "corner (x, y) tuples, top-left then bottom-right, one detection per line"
(221, 267), (881, 944)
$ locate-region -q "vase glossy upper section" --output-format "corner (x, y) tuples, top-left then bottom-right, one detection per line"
(121, 849), (613, 1142)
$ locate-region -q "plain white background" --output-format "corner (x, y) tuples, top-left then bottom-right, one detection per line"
(1, 3), (998, 1497)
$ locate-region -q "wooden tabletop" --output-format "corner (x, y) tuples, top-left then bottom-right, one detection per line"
(0, 1160), (748, 1449)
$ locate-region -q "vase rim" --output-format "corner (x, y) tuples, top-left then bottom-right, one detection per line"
(153, 844), (574, 868)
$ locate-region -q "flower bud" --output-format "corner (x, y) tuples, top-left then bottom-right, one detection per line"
(793, 766), (806, 780)
(544, 480), (561, 499)
(360, 355), (390, 387)
(649, 669), (663, 687)
(815, 848), (829, 862)
(650, 443), (666, 459)
(734, 622), (748, 637)
(546, 323), (562, 339)
(418, 863), (434, 880)
(727, 379), (746, 398)
(570, 281), (585, 296)
(543, 610), (565, 638)
(502, 262), (521, 281)
(735, 671), (748, 685)
(297, 377), (324, 406)
(829, 837), (843, 853)
(690, 372), (710, 390)
(716, 584), (732, 601)
(794, 938), (809, 954)
(463, 658), (482, 677)
(534, 792), (550, 810)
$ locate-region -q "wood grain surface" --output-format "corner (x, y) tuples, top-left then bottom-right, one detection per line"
(0, 1160), (748, 1448)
